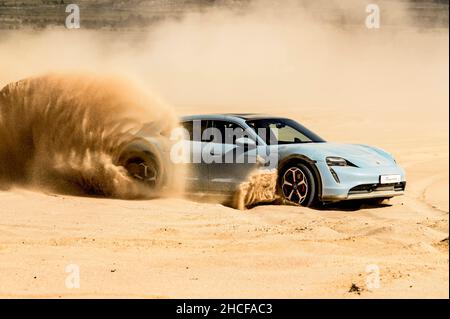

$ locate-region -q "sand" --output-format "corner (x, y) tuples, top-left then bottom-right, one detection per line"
(0, 99), (447, 298)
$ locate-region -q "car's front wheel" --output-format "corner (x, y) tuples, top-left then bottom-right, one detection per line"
(279, 163), (316, 207)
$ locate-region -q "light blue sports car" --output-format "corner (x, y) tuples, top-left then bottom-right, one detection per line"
(177, 114), (406, 207)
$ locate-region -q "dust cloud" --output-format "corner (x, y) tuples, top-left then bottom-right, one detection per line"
(232, 169), (279, 210)
(0, 73), (177, 197)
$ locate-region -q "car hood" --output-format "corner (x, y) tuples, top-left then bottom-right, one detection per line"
(276, 142), (395, 167)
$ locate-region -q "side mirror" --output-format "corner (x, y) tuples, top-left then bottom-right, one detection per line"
(235, 137), (256, 148)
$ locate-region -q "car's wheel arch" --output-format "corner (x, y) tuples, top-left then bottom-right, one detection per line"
(277, 154), (323, 202)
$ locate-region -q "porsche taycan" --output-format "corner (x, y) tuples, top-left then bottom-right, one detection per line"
(175, 114), (406, 207)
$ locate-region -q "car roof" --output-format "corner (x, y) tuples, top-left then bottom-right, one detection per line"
(180, 113), (285, 121)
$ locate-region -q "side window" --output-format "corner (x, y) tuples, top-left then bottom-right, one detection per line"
(211, 120), (248, 144)
(181, 120), (210, 142)
(268, 123), (311, 144)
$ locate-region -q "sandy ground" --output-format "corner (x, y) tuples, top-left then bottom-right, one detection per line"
(0, 101), (448, 298)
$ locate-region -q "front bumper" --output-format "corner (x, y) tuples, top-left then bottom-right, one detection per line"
(317, 161), (406, 202)
(345, 190), (404, 200)
(324, 182), (406, 201)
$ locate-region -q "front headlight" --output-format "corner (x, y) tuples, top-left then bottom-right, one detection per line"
(326, 156), (357, 167)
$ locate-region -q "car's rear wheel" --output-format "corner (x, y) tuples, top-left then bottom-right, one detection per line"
(124, 156), (159, 187)
(279, 163), (316, 207)
(117, 139), (164, 190)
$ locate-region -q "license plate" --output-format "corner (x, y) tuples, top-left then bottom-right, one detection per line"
(380, 174), (401, 184)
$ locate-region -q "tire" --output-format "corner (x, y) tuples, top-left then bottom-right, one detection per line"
(278, 163), (316, 207)
(117, 139), (164, 189)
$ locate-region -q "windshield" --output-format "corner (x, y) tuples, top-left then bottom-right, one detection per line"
(246, 118), (326, 145)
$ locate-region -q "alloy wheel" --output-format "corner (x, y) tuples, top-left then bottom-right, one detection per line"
(281, 167), (309, 204)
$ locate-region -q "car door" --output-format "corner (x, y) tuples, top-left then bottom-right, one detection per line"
(180, 119), (210, 192)
(205, 120), (260, 192)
